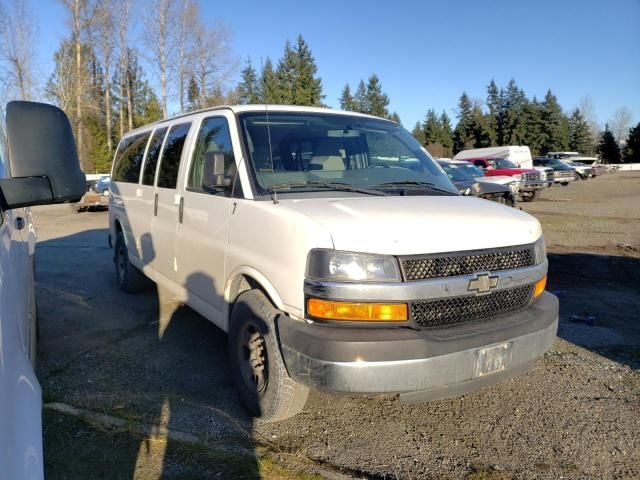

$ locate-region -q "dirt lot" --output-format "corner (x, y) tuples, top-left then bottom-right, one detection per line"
(34, 172), (639, 479)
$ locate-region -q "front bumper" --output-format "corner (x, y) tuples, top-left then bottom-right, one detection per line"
(516, 181), (546, 192)
(279, 291), (558, 398)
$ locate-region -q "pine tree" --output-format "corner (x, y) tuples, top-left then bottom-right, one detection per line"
(472, 105), (492, 148)
(486, 79), (501, 145)
(440, 111), (454, 155)
(411, 121), (426, 145)
(237, 59), (261, 104)
(275, 41), (297, 104)
(339, 84), (356, 111)
(623, 122), (640, 163)
(365, 74), (389, 117)
(186, 75), (200, 111)
(260, 58), (279, 104)
(568, 109), (592, 154)
(598, 124), (621, 163)
(354, 80), (368, 113)
(541, 89), (568, 153)
(292, 34), (323, 106)
(388, 111), (401, 123)
(453, 92), (475, 153)
(423, 109), (441, 144)
(502, 80), (527, 145)
(522, 97), (545, 156)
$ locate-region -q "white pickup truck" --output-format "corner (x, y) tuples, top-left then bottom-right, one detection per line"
(109, 105), (558, 421)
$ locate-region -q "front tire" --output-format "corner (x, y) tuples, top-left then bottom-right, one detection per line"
(521, 191), (540, 202)
(114, 231), (145, 293)
(229, 289), (309, 422)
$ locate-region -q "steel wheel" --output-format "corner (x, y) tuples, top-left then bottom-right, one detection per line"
(238, 321), (268, 395)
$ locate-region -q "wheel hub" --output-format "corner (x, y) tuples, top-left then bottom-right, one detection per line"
(240, 325), (268, 394)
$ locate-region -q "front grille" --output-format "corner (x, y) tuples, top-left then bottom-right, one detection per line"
(523, 172), (541, 182)
(401, 245), (535, 281)
(411, 285), (534, 328)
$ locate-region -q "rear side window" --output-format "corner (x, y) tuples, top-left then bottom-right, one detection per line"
(112, 132), (151, 183)
(188, 117), (235, 193)
(157, 123), (191, 189)
(142, 127), (167, 186)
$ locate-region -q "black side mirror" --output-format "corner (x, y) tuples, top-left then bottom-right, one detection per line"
(202, 151), (231, 191)
(0, 101), (85, 209)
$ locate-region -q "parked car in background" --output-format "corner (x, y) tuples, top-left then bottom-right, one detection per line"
(0, 101), (85, 480)
(533, 158), (576, 185)
(109, 105), (557, 422)
(438, 160), (516, 206)
(444, 159), (517, 191)
(92, 174), (111, 193)
(559, 160), (591, 179)
(454, 156), (545, 201)
(71, 180), (110, 213)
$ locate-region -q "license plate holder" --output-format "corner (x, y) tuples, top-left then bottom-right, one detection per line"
(474, 342), (513, 377)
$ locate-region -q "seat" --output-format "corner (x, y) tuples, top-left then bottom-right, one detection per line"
(309, 139), (346, 171)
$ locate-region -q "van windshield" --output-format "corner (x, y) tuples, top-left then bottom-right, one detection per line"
(238, 112), (458, 196)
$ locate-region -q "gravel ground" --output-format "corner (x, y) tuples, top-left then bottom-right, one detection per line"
(34, 172), (639, 479)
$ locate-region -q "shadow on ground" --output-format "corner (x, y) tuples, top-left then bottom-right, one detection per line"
(547, 252), (640, 369)
(37, 227), (266, 479)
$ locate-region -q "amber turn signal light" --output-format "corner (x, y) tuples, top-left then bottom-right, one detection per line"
(534, 275), (547, 298)
(307, 298), (408, 322)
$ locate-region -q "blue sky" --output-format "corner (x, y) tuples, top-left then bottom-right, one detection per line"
(33, 0), (640, 129)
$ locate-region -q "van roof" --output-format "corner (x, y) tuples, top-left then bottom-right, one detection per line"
(122, 105), (392, 137)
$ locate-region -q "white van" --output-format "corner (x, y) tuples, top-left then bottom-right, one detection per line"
(109, 105), (558, 421)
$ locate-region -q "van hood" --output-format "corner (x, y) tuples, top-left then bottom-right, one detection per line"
(279, 195), (541, 255)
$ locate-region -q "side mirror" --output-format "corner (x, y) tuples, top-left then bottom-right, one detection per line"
(202, 151), (231, 191)
(0, 101), (85, 209)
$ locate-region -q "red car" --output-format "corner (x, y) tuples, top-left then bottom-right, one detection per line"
(462, 158), (545, 202)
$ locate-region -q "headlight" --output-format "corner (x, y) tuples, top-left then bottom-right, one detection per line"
(513, 174), (522, 181)
(533, 235), (546, 264)
(306, 249), (401, 282)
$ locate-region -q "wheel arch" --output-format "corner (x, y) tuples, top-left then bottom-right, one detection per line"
(223, 267), (285, 332)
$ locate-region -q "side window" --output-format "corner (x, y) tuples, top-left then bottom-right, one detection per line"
(0, 120), (6, 224)
(157, 123), (191, 189)
(188, 117), (235, 193)
(474, 160), (485, 168)
(141, 127), (167, 186)
(112, 132), (151, 183)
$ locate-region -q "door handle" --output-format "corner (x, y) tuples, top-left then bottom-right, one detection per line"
(178, 196), (184, 223)
(14, 216), (26, 230)
(153, 193), (158, 216)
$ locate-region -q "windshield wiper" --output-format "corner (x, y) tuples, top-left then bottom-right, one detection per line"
(372, 181), (458, 195)
(269, 181), (387, 196)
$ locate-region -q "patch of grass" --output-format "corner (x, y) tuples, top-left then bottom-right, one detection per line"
(44, 410), (320, 479)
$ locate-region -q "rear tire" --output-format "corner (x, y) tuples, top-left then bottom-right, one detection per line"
(521, 191), (540, 202)
(229, 289), (309, 423)
(114, 231), (145, 293)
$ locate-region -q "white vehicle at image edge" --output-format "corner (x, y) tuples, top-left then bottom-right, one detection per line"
(0, 102), (85, 479)
(109, 105), (559, 422)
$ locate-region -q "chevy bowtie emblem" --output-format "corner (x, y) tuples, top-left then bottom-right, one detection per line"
(468, 273), (499, 295)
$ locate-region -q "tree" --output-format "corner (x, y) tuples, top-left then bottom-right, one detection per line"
(190, 19), (235, 109)
(353, 79), (367, 113)
(522, 97), (545, 156)
(237, 58), (261, 104)
(472, 104), (492, 148)
(95, 0), (116, 154)
(0, 0), (37, 100)
(453, 92), (474, 153)
(292, 35), (323, 106)
(115, 0), (132, 137)
(622, 122), (640, 163)
(388, 111), (401, 123)
(440, 111), (454, 155)
(274, 35), (323, 106)
(540, 89), (568, 154)
(260, 58), (279, 103)
(598, 124), (620, 164)
(485, 79), (501, 145)
(175, 0), (197, 112)
(339, 84), (356, 111)
(365, 74), (389, 117)
(411, 121), (425, 145)
(423, 109), (440, 144)
(577, 95), (599, 155)
(610, 107), (633, 145)
(568, 109), (592, 154)
(144, 0), (173, 118)
(501, 80), (527, 145)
